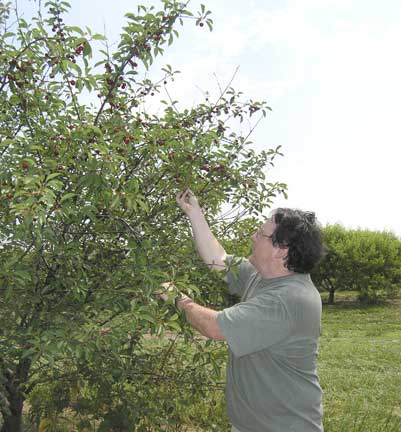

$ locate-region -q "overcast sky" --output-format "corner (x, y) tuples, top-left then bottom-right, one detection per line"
(17, 0), (401, 236)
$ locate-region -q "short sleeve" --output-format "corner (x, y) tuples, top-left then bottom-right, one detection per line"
(216, 293), (290, 358)
(226, 256), (256, 297)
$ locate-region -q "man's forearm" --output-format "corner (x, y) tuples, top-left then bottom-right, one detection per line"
(189, 210), (227, 270)
(177, 297), (225, 341)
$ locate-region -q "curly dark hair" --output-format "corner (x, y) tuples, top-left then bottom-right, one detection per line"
(271, 208), (325, 273)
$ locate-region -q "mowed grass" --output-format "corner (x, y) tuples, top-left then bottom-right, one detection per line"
(318, 291), (401, 432)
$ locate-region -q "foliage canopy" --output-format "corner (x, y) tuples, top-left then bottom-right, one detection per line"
(0, 0), (285, 429)
(312, 225), (401, 304)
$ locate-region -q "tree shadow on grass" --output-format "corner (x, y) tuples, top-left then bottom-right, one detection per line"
(321, 296), (401, 310)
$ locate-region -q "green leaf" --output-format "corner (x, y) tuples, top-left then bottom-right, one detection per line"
(47, 180), (63, 190)
(61, 59), (82, 75)
(83, 43), (92, 58)
(110, 196), (120, 209)
(46, 173), (62, 181)
(65, 26), (84, 35)
(167, 320), (181, 331)
(0, 138), (16, 147)
(60, 192), (76, 203)
(140, 314), (156, 324)
(21, 348), (37, 360)
(92, 33), (107, 40)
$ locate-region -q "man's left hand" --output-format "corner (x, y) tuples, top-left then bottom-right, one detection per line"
(156, 282), (191, 309)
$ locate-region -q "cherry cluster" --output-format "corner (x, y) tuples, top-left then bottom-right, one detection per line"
(75, 43), (85, 56)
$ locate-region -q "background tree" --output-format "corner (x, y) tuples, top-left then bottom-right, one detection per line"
(0, 1), (286, 429)
(312, 224), (350, 304)
(312, 225), (401, 304)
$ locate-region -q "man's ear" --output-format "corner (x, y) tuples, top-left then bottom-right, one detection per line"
(273, 246), (288, 262)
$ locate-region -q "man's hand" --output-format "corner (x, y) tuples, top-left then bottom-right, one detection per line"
(176, 188), (202, 217)
(156, 282), (175, 303)
(156, 283), (225, 341)
(156, 282), (190, 309)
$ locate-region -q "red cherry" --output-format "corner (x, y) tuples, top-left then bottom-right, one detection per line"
(21, 162), (29, 170)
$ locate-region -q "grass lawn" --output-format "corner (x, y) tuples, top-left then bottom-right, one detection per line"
(318, 291), (401, 431)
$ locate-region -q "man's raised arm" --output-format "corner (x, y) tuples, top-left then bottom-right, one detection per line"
(176, 189), (227, 271)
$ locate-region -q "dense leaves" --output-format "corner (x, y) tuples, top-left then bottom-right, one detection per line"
(0, 0), (286, 429)
(312, 225), (401, 304)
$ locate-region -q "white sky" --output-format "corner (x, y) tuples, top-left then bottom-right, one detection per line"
(16, 0), (401, 236)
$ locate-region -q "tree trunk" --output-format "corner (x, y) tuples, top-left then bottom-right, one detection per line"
(1, 359), (31, 432)
(1, 385), (24, 432)
(323, 278), (336, 304)
(1, 409), (23, 432)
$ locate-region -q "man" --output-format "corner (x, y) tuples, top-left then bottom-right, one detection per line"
(161, 188), (325, 432)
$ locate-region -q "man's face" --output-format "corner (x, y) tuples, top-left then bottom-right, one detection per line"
(249, 218), (276, 266)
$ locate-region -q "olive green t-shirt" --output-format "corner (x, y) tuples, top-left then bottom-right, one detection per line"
(216, 258), (324, 432)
